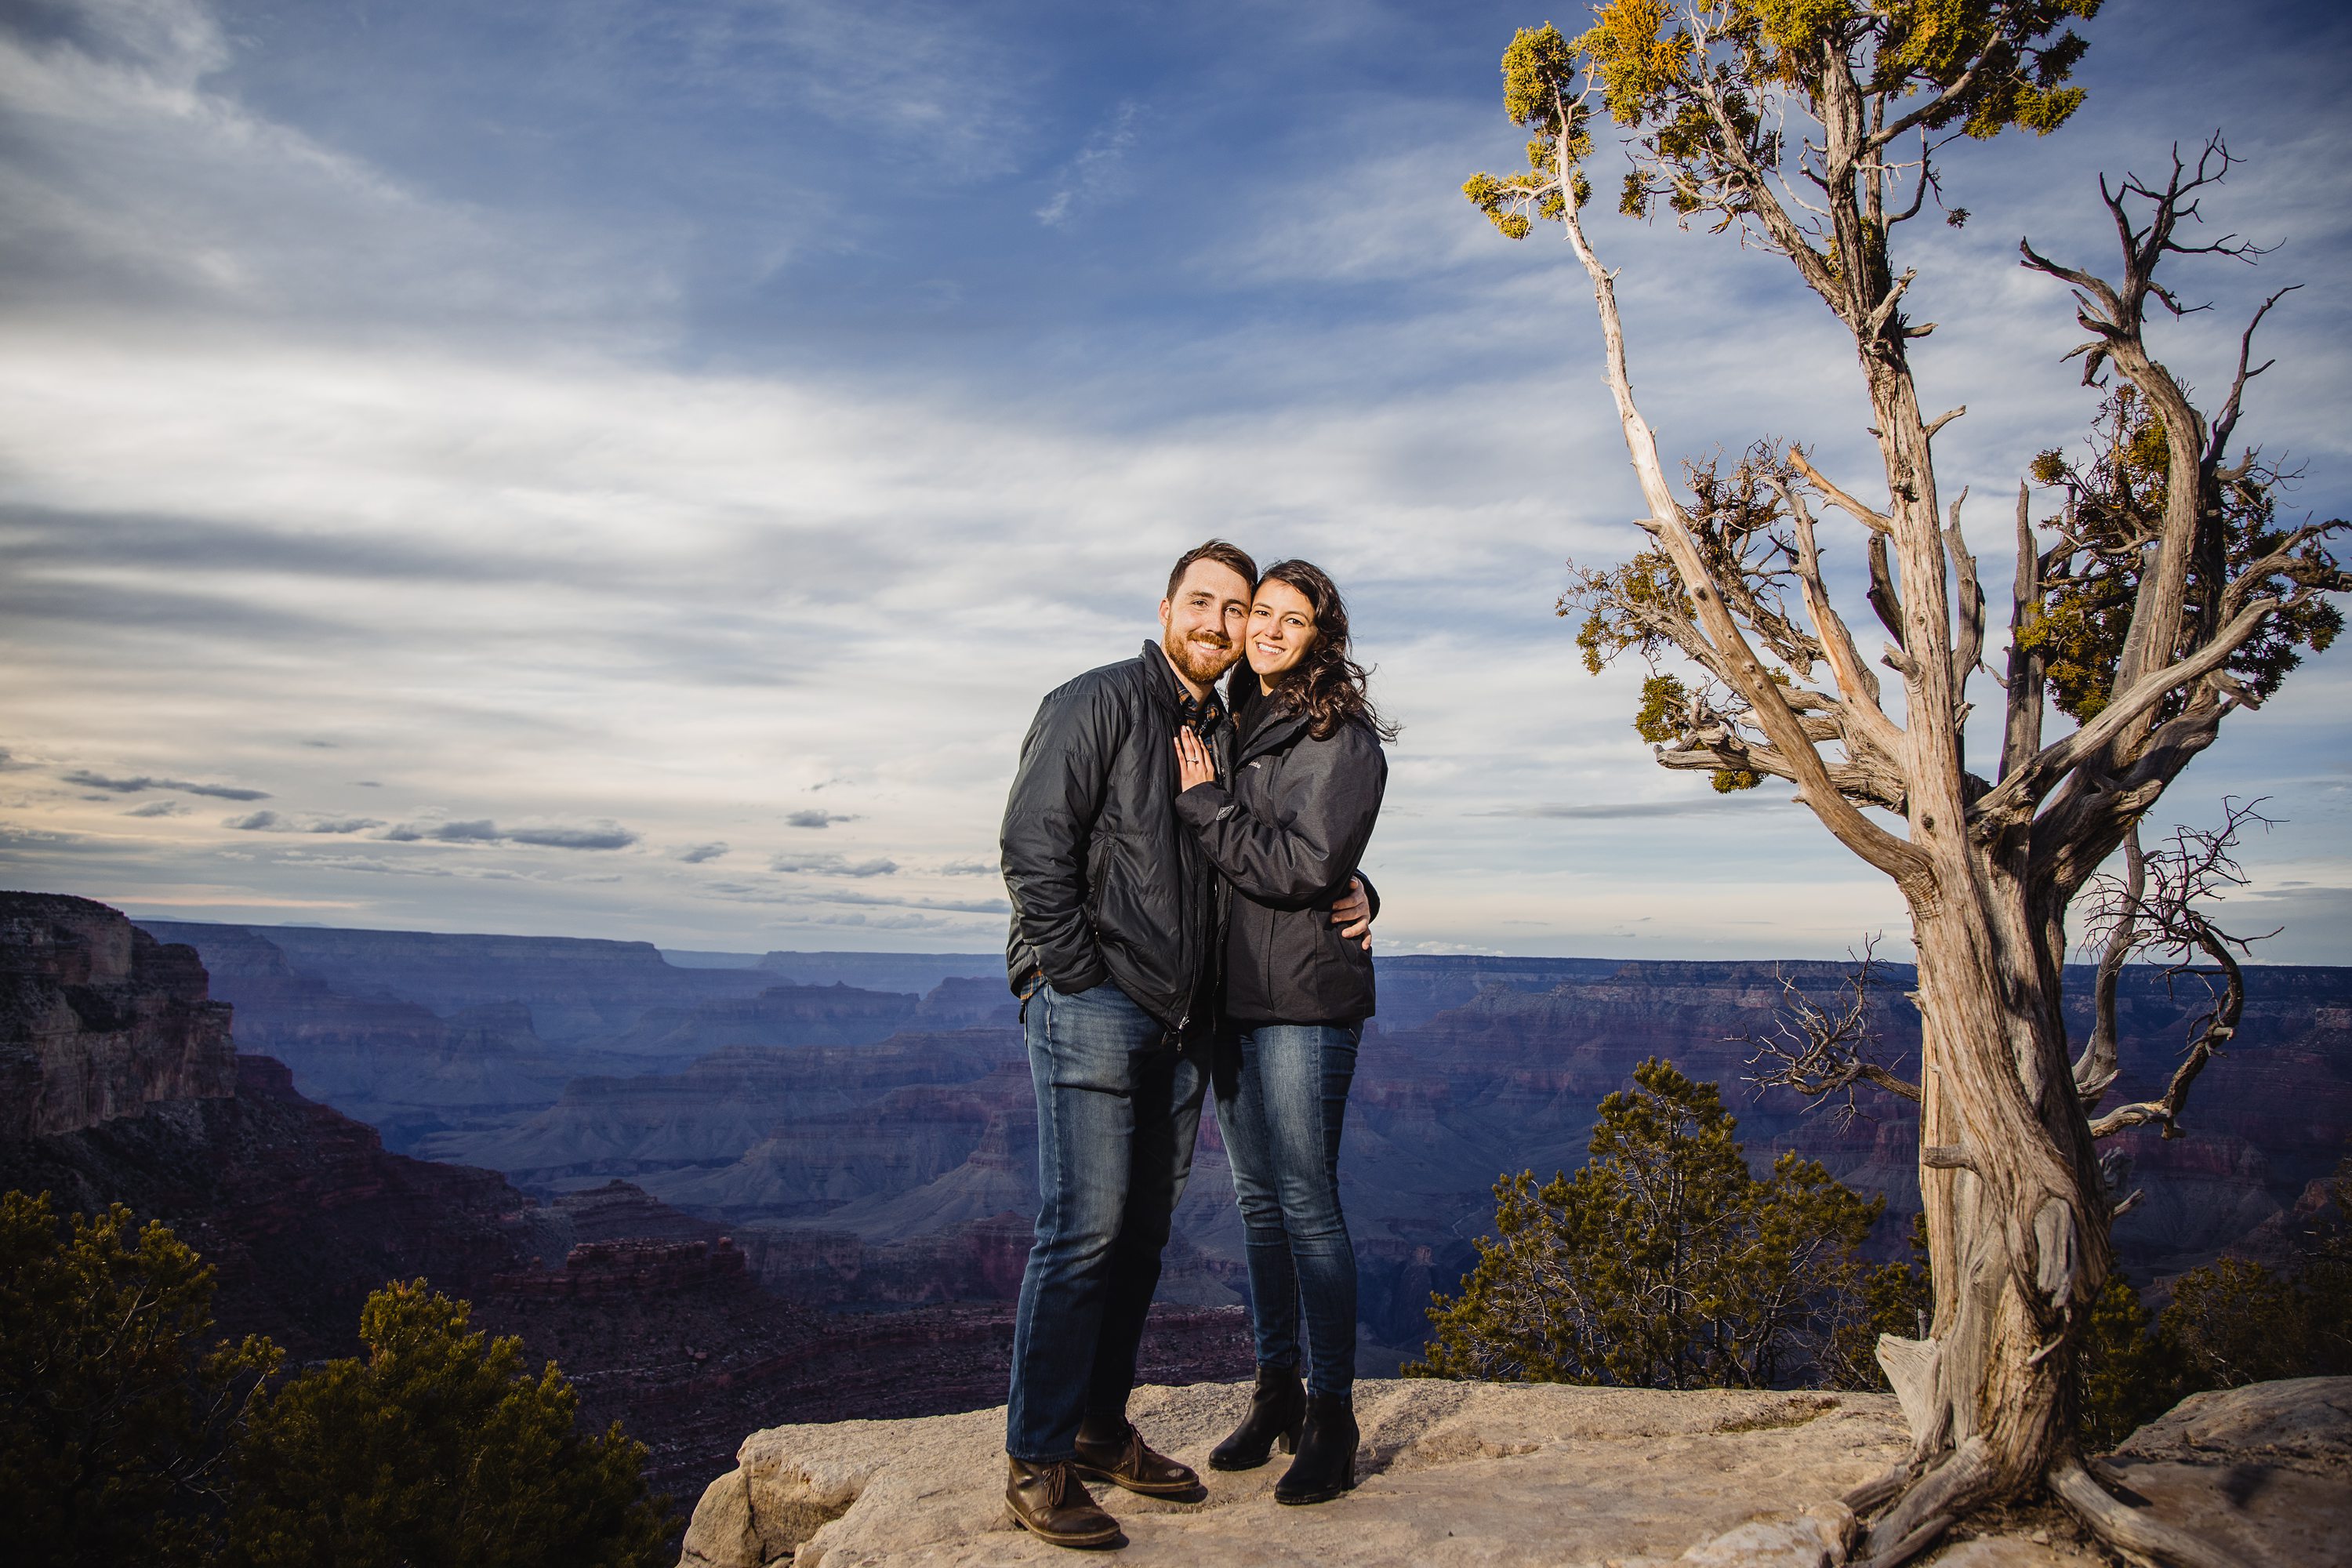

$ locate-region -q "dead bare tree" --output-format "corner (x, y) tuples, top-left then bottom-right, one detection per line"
(1461, 8), (2348, 1563)
(1745, 936), (1921, 1127)
(2075, 798), (2277, 1145)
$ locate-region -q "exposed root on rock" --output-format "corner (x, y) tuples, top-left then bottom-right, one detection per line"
(2047, 1457), (2241, 1568)
(1852, 1437), (1987, 1566)
(1836, 1449), (2247, 1568)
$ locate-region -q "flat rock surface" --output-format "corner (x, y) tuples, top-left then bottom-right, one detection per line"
(681, 1378), (1907, 1567)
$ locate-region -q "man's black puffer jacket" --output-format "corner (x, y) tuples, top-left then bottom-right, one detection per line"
(1000, 641), (1231, 1033)
(1174, 690), (1386, 1025)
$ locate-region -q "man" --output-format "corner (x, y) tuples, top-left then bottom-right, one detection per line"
(999, 540), (1373, 1548)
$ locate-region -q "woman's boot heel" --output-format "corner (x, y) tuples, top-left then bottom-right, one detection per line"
(1210, 1364), (1307, 1472)
(1275, 1392), (1358, 1506)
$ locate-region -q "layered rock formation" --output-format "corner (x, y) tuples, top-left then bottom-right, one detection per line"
(427, 954), (2352, 1367)
(678, 1377), (2352, 1568)
(597, 985), (927, 1057)
(754, 951), (1000, 996)
(136, 919), (2352, 1370)
(0, 892), (235, 1138)
(140, 919), (783, 1043)
(153, 921), (658, 1152)
(437, 1032), (1025, 1186)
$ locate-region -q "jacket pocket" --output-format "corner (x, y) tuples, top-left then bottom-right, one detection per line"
(1085, 830), (1149, 949)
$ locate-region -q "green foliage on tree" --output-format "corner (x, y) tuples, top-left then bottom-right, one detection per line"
(227, 1279), (672, 1568)
(1465, 2), (2096, 256)
(2074, 1273), (2176, 1451)
(1564, 450), (1792, 793)
(2021, 387), (2343, 723)
(1406, 1059), (1911, 1389)
(0, 1191), (280, 1567)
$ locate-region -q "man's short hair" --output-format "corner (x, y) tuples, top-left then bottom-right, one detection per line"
(1165, 539), (1259, 601)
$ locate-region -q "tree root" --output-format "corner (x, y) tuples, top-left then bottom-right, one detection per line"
(1842, 1450), (2247, 1568)
(2048, 1457), (2241, 1568)
(1854, 1437), (1987, 1567)
(1839, 1464), (1906, 1515)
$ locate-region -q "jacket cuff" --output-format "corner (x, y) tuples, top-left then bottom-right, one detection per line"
(1357, 872), (1381, 922)
(1174, 780), (1232, 829)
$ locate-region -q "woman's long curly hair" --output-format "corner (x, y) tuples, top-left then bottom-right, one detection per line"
(1241, 559), (1398, 743)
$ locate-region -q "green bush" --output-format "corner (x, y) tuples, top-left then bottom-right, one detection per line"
(0, 1191), (278, 1566)
(227, 1279), (672, 1568)
(2078, 1159), (2351, 1449)
(2076, 1272), (2177, 1450)
(1406, 1058), (1914, 1389)
(2, 1192), (672, 1568)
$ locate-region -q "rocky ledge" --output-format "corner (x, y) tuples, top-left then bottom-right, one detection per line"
(681, 1379), (1899, 1567)
(678, 1376), (2352, 1568)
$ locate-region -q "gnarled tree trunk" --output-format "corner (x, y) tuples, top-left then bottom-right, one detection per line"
(1540, 103), (2336, 1563)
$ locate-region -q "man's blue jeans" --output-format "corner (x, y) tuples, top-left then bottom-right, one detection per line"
(1005, 981), (1207, 1462)
(1214, 1022), (1359, 1396)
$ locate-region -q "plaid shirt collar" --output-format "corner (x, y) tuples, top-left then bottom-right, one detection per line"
(1178, 683), (1227, 739)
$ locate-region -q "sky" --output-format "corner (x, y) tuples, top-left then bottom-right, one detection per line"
(1, 0), (2348, 962)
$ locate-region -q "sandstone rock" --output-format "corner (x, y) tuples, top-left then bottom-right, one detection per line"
(1925, 1539), (2100, 1566)
(1672, 1506), (1845, 1566)
(2095, 1376), (2352, 1568)
(680, 1380), (1911, 1567)
(2111, 1373), (2352, 1461)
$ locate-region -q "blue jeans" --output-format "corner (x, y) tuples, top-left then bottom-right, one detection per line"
(1215, 1022), (1359, 1396)
(1005, 981), (1207, 1462)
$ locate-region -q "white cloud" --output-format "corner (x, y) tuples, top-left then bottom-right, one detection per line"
(0, 0), (2343, 960)
(769, 852), (900, 878)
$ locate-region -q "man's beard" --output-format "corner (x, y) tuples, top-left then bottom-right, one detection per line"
(1163, 627), (1237, 688)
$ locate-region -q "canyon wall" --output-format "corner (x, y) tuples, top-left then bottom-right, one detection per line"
(1, 891), (236, 1138)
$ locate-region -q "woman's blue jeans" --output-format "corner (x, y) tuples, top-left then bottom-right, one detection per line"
(1214, 1022), (1359, 1396)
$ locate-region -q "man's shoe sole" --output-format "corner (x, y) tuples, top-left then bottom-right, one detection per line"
(1069, 1461), (1202, 1497)
(1011, 1512), (1123, 1548)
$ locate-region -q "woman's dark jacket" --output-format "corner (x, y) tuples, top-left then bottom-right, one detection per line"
(1000, 641), (1234, 1033)
(1174, 688), (1386, 1025)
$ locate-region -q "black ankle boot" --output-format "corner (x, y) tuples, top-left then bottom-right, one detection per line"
(1275, 1391), (1357, 1505)
(1208, 1363), (1306, 1472)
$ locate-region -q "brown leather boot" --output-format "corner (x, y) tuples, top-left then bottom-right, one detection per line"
(1006, 1456), (1123, 1548)
(1072, 1415), (1203, 1497)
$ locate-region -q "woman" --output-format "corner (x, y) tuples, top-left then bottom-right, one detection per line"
(1171, 558), (1392, 1507)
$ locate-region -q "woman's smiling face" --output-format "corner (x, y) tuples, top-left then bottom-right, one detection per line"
(1247, 577), (1317, 681)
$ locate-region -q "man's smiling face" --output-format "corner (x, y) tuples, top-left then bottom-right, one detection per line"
(1159, 558), (1253, 689)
